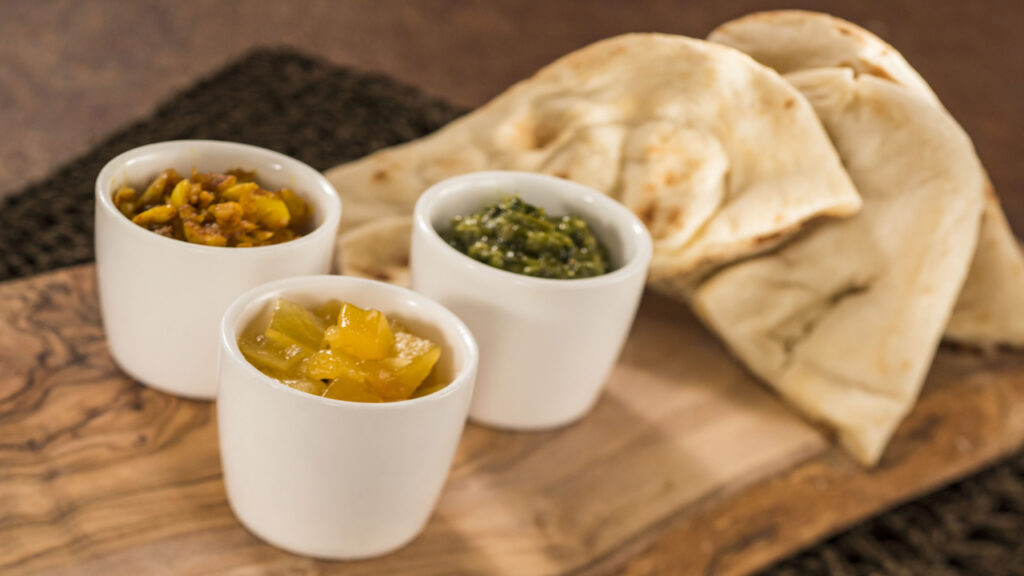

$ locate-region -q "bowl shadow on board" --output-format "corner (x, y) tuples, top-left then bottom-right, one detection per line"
(224, 515), (502, 574)
(411, 292), (827, 569)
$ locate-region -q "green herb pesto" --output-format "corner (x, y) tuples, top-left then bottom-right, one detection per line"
(439, 195), (610, 279)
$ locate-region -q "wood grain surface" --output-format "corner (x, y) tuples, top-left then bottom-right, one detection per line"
(2, 265), (1022, 575)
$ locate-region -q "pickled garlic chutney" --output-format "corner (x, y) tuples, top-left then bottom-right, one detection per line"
(239, 298), (444, 402)
(112, 168), (310, 247)
(439, 195), (610, 279)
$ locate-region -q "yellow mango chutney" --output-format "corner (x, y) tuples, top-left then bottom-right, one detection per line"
(239, 298), (445, 402)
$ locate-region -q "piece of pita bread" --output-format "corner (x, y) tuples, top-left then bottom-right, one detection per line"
(688, 68), (986, 465)
(710, 10), (1024, 348)
(326, 33), (861, 282)
(946, 204), (1024, 346)
(336, 215), (412, 288)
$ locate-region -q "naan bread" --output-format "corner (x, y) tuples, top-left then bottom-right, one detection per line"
(946, 203), (1024, 346)
(708, 10), (940, 106)
(336, 215), (412, 288)
(710, 10), (1024, 348)
(327, 34), (861, 281)
(688, 69), (986, 465)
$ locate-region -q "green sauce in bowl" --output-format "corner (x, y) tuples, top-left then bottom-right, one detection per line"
(439, 195), (610, 279)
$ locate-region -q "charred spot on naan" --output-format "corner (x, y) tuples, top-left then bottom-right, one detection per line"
(337, 217), (414, 288)
(366, 267), (396, 282)
(636, 203), (656, 227)
(983, 182), (998, 203)
(833, 59), (897, 83)
(346, 263), (410, 288)
(832, 20), (895, 58)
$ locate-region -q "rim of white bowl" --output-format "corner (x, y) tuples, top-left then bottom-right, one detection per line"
(95, 140), (342, 257)
(414, 171), (653, 290)
(220, 275), (479, 410)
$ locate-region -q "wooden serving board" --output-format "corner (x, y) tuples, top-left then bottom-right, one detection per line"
(2, 265), (1023, 576)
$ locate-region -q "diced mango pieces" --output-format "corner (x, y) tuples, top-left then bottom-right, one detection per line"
(265, 298), (326, 351)
(239, 298), (444, 402)
(300, 350), (367, 383)
(285, 378), (328, 396)
(326, 303), (394, 360)
(238, 333), (310, 376)
(314, 299), (342, 325)
(411, 373), (448, 399)
(323, 378), (383, 403)
(363, 331), (441, 401)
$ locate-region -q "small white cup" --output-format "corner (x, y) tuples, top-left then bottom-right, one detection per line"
(218, 275), (477, 559)
(411, 171), (652, 430)
(95, 140), (341, 399)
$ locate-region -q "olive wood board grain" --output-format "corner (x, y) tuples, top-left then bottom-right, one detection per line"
(1, 264), (1022, 576)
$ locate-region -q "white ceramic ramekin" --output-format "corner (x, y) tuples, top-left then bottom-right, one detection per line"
(95, 140), (341, 399)
(410, 171), (652, 430)
(217, 275), (477, 559)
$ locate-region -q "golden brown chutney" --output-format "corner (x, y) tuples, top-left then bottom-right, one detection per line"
(239, 298), (445, 402)
(112, 168), (310, 247)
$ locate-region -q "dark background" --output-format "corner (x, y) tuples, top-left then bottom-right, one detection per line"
(2, 0), (1021, 234)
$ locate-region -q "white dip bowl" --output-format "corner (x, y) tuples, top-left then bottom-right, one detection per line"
(217, 275), (478, 559)
(95, 140), (341, 399)
(411, 171), (652, 430)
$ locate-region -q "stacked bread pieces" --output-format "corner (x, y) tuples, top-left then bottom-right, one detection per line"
(699, 11), (1024, 464)
(326, 16), (1024, 466)
(708, 11), (1024, 352)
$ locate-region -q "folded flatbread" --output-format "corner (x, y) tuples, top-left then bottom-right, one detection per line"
(327, 33), (861, 282)
(687, 56), (986, 463)
(338, 215), (412, 287)
(327, 29), (994, 465)
(709, 10), (1024, 348)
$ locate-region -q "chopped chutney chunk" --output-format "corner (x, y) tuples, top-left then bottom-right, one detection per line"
(113, 167), (310, 247)
(239, 298), (445, 403)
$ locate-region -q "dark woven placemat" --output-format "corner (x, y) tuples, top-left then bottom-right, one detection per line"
(0, 49), (462, 281)
(2, 48), (1022, 575)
